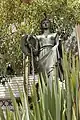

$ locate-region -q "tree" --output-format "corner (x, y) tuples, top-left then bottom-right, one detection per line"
(0, 0), (80, 75)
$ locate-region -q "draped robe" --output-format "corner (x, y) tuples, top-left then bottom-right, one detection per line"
(36, 33), (59, 89)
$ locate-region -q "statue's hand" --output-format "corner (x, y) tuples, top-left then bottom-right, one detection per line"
(25, 35), (33, 49)
(26, 35), (39, 56)
(21, 35), (31, 56)
(33, 49), (39, 56)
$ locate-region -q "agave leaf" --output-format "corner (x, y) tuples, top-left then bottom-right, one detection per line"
(39, 73), (48, 120)
(22, 110), (25, 120)
(62, 109), (66, 120)
(8, 84), (21, 120)
(72, 106), (77, 120)
(17, 83), (24, 104)
(48, 110), (53, 120)
(62, 51), (72, 120)
(53, 77), (61, 120)
(31, 82), (41, 120)
(29, 110), (35, 120)
(6, 107), (14, 120)
(23, 90), (30, 120)
(39, 79), (47, 120)
(38, 78), (47, 120)
(0, 107), (5, 120)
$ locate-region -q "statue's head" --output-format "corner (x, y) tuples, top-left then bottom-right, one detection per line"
(40, 13), (52, 33)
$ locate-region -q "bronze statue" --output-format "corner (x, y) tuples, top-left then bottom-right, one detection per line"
(21, 14), (63, 90)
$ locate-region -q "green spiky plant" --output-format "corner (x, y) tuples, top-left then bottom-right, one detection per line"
(0, 48), (80, 120)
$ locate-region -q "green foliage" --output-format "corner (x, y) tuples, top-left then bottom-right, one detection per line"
(0, 0), (80, 74)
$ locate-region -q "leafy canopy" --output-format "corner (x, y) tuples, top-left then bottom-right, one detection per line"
(0, 0), (80, 74)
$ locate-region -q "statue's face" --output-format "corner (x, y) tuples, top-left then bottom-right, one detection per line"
(42, 20), (50, 30)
